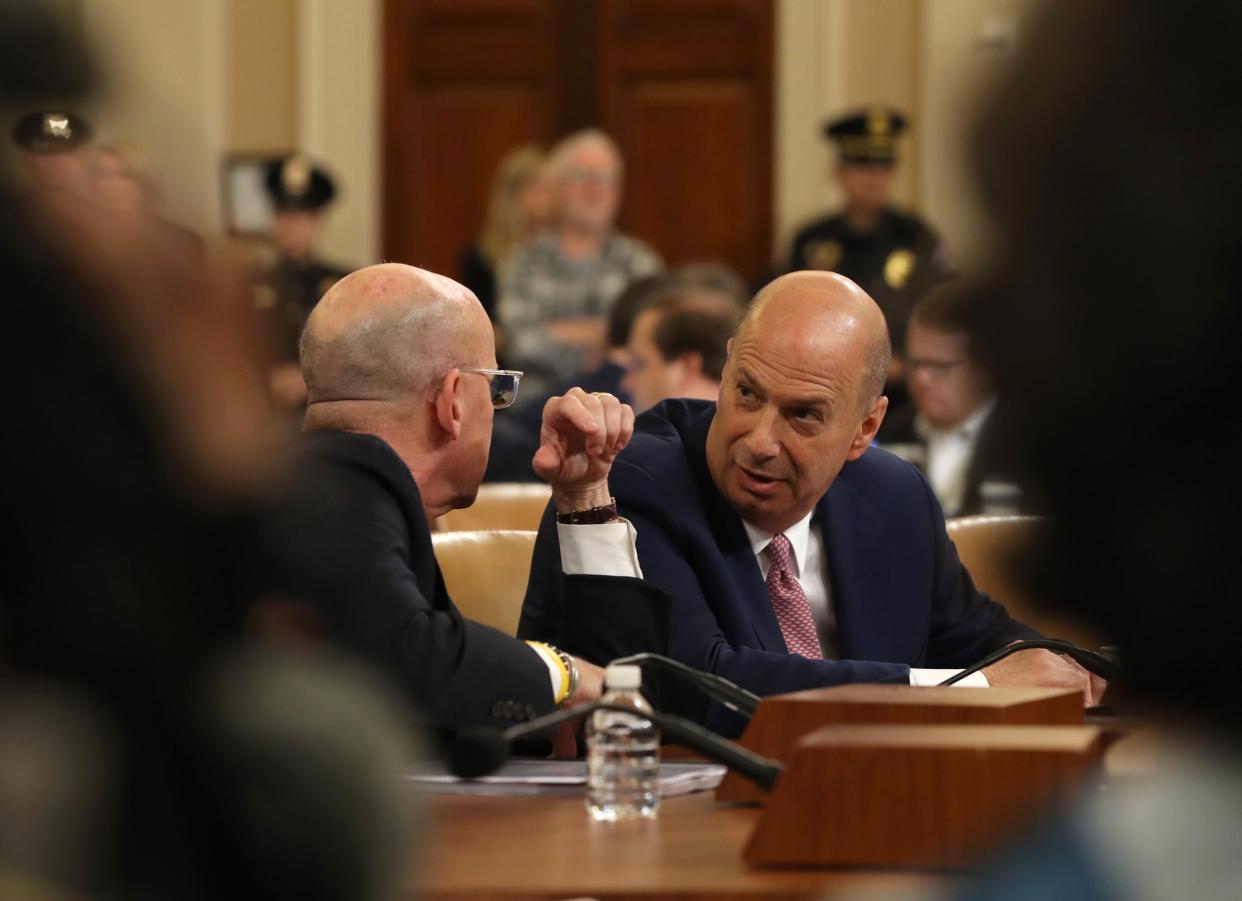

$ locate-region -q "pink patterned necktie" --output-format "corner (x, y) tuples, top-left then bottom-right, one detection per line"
(764, 533), (824, 659)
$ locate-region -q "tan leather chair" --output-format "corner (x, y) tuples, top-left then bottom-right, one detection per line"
(431, 529), (537, 636)
(435, 483), (552, 532)
(945, 515), (1040, 603)
(946, 514), (1098, 646)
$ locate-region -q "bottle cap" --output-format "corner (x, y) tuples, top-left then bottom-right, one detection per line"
(604, 663), (642, 690)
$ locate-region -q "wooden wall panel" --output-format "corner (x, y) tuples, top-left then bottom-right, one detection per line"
(599, 0), (773, 279)
(407, 87), (546, 271)
(383, 0), (558, 274)
(617, 80), (766, 274)
(384, 0), (774, 281)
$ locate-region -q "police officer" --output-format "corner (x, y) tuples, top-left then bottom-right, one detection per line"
(788, 107), (950, 359)
(255, 154), (350, 365)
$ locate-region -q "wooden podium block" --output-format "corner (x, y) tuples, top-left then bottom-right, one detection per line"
(718, 684), (1083, 804)
(744, 724), (1101, 869)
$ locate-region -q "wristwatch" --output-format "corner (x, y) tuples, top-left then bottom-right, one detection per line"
(555, 498), (619, 525)
(550, 645), (579, 706)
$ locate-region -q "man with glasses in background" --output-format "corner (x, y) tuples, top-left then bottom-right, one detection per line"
(274, 263), (668, 749)
(498, 129), (662, 400)
(877, 282), (1023, 516)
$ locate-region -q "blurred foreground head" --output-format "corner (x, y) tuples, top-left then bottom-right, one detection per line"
(2, 7), (416, 895)
(971, 0), (1241, 729)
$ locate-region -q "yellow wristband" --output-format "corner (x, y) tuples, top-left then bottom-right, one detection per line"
(527, 640), (570, 705)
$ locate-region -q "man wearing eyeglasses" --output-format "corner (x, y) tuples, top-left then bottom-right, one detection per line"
(877, 282), (1022, 516)
(277, 263), (668, 747)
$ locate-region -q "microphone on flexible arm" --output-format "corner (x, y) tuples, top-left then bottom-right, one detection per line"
(608, 652), (762, 718)
(447, 701), (784, 791)
(938, 638), (1121, 686)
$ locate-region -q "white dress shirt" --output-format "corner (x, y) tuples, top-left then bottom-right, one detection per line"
(740, 513), (987, 686)
(917, 399), (996, 517)
(575, 513), (986, 688)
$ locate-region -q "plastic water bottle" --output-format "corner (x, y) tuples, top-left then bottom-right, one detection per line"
(586, 663), (660, 821)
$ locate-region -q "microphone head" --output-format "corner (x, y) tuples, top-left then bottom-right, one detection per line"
(446, 727), (510, 779)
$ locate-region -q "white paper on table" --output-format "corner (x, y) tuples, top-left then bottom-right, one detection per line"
(406, 759), (727, 797)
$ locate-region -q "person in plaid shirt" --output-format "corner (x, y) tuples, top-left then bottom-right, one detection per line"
(498, 129), (661, 400)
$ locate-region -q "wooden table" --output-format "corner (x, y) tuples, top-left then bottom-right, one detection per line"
(414, 791), (942, 900)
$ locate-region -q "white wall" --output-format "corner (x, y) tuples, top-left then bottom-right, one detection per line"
(79, 0), (225, 233)
(919, 0), (1031, 267)
(774, 0), (847, 258)
(773, 0), (924, 261)
(69, 0), (1033, 269)
(299, 0), (381, 267)
(776, 0), (1039, 265)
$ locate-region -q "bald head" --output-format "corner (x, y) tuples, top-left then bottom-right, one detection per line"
(739, 271), (891, 411)
(300, 263), (491, 406)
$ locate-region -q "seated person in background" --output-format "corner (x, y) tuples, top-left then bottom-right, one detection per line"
(622, 283), (743, 412)
(498, 129), (662, 398)
(486, 263), (747, 481)
(483, 272), (667, 482)
(876, 281), (1023, 516)
(521, 270), (1101, 737)
(277, 263), (669, 747)
(459, 144), (553, 323)
(253, 153), (352, 411)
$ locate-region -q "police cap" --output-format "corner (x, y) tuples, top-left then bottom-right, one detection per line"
(264, 154), (336, 211)
(823, 106), (907, 165)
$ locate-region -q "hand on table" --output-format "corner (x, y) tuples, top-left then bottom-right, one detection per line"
(550, 657), (605, 759)
(982, 646), (1108, 706)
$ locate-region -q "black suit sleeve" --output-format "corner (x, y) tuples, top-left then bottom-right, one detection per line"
(920, 473), (1041, 666)
(557, 573), (672, 666)
(264, 451), (555, 732)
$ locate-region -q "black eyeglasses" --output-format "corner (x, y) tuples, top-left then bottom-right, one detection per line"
(457, 367), (523, 409)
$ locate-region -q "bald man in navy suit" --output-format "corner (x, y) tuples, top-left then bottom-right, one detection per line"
(520, 272), (1103, 735)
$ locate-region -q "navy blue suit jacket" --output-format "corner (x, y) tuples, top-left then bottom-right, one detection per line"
(519, 399), (1036, 735)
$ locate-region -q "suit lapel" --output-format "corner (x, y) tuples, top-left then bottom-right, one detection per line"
(683, 407), (787, 653)
(719, 510), (786, 652)
(820, 464), (905, 662)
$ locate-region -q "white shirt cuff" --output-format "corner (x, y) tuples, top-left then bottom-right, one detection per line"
(910, 667), (990, 688)
(527, 642), (564, 699)
(556, 518), (643, 578)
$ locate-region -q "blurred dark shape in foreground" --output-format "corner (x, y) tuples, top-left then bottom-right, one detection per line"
(949, 0), (1242, 895)
(1, 5), (417, 898)
(0, 2), (95, 103)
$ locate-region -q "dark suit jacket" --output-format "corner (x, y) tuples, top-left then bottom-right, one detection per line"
(520, 400), (1036, 735)
(268, 430), (669, 734)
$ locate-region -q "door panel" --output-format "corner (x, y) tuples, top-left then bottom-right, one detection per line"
(383, 0), (773, 282)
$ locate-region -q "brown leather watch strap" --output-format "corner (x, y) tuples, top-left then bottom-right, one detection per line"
(555, 499), (619, 525)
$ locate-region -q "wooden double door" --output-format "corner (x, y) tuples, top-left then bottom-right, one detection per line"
(382, 0), (774, 284)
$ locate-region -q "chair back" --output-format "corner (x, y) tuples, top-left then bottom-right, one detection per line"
(946, 514), (1098, 646)
(945, 514), (1041, 603)
(435, 482), (552, 532)
(431, 529), (537, 636)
